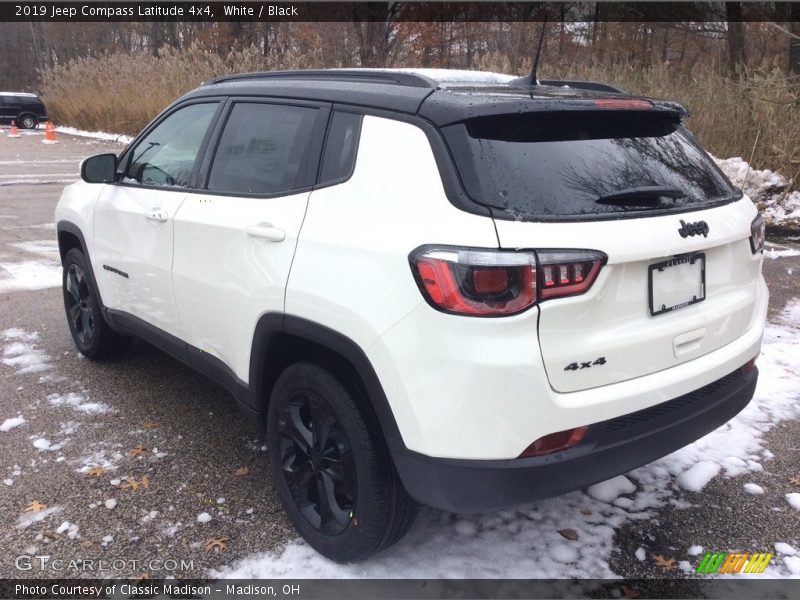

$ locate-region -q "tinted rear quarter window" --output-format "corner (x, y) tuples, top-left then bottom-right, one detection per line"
(443, 112), (738, 220)
(319, 111), (362, 185)
(207, 102), (319, 196)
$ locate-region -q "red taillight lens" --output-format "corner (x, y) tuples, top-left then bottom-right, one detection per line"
(412, 249), (536, 316)
(593, 98), (653, 110)
(519, 426), (589, 458)
(536, 250), (606, 301)
(410, 247), (606, 317)
(743, 357), (757, 373)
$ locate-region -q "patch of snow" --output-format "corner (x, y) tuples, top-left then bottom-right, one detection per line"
(715, 156), (800, 231)
(785, 493), (800, 511)
(197, 512), (212, 524)
(2, 329), (54, 375)
(586, 476), (636, 502)
(0, 416), (25, 432)
(743, 483), (764, 495)
(17, 506), (62, 529)
(55, 126), (132, 145)
(783, 556), (800, 575)
(48, 392), (111, 415)
(101, 534), (113, 546)
(55, 521), (80, 539)
(4, 478), (13, 486)
(139, 510), (158, 525)
(687, 545), (704, 556)
(0, 261), (61, 292)
(677, 461), (721, 492)
(635, 547), (646, 561)
(105, 498), (117, 510)
(678, 560), (693, 573)
(33, 438), (54, 451)
(9, 239), (60, 260)
(775, 542), (797, 556)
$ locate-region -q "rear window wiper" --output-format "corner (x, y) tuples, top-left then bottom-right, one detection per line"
(595, 186), (686, 206)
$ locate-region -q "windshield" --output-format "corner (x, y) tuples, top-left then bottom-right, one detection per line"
(443, 114), (739, 219)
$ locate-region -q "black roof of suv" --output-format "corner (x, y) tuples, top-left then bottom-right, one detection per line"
(189, 68), (686, 127)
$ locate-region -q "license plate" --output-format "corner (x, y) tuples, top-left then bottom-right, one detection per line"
(648, 253), (705, 316)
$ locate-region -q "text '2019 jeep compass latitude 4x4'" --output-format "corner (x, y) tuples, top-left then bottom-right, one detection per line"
(56, 69), (767, 561)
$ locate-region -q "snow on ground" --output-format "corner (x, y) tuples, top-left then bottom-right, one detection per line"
(0, 415), (25, 432)
(676, 461), (721, 492)
(0, 260), (61, 292)
(786, 493), (800, 511)
(54, 126), (132, 145)
(775, 542), (797, 556)
(10, 239), (60, 260)
(16, 506), (62, 530)
(212, 302), (800, 579)
(743, 483), (765, 495)
(2, 328), (54, 377)
(47, 392), (111, 415)
(715, 156), (800, 232)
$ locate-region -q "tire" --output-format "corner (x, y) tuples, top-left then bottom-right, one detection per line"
(267, 362), (417, 562)
(62, 248), (131, 360)
(19, 114), (37, 129)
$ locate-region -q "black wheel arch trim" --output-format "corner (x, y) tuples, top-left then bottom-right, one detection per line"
(249, 313), (404, 446)
(56, 220), (106, 309)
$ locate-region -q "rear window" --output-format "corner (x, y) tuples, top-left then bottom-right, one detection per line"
(443, 113), (739, 219)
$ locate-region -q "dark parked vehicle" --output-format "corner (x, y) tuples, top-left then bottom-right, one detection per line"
(0, 92), (48, 129)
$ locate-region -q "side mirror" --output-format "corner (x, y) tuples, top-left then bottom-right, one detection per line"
(81, 153), (117, 184)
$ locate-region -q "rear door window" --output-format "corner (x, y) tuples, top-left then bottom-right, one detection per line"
(207, 102), (320, 196)
(443, 113), (738, 220)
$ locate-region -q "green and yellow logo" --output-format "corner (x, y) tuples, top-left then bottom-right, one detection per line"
(696, 551), (774, 574)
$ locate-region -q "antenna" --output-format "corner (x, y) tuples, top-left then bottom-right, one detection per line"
(509, 19), (548, 87)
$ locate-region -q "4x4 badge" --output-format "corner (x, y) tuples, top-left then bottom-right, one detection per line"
(678, 219), (709, 238)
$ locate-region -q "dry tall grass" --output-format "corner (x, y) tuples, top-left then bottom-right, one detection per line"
(41, 47), (799, 185)
(39, 44), (327, 135)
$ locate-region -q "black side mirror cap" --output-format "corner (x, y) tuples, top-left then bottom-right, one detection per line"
(81, 153), (117, 184)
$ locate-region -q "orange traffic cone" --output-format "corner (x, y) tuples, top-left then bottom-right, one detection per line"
(8, 120), (20, 138)
(43, 121), (58, 143)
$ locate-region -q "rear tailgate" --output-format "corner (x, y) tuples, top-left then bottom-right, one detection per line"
(494, 200), (761, 392)
(441, 101), (763, 393)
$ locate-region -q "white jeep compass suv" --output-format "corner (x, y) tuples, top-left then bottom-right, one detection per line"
(55, 69), (768, 561)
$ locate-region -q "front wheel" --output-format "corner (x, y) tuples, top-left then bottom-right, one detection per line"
(19, 114), (37, 129)
(62, 248), (130, 359)
(267, 362), (417, 562)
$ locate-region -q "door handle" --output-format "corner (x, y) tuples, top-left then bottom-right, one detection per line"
(245, 223), (286, 242)
(145, 208), (168, 223)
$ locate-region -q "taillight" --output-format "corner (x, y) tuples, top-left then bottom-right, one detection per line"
(536, 250), (606, 301)
(409, 247), (606, 317)
(519, 426), (589, 458)
(750, 214), (765, 254)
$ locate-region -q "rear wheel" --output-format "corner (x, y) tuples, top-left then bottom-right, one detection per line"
(267, 362), (417, 562)
(19, 114), (37, 129)
(62, 248), (130, 359)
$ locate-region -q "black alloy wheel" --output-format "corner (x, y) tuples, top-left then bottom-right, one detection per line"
(277, 389), (358, 535)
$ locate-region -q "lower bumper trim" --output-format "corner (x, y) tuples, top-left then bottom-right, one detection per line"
(393, 365), (758, 513)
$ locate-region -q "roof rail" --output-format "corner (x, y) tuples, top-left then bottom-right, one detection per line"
(538, 80), (625, 94)
(206, 70), (437, 89)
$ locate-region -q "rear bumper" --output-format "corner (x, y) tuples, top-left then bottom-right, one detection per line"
(394, 365), (757, 513)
